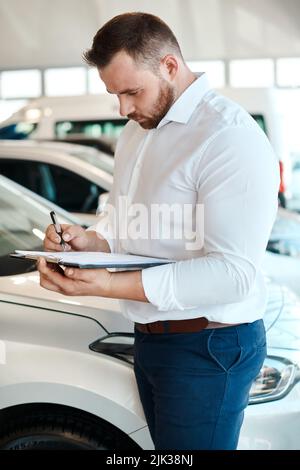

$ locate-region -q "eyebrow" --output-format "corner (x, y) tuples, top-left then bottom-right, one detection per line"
(106, 87), (140, 95)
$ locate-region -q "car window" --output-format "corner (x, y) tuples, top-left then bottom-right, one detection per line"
(0, 159), (106, 214)
(251, 114), (267, 135)
(55, 119), (128, 140)
(0, 159), (55, 200)
(0, 175), (81, 276)
(0, 179), (49, 275)
(45, 163), (105, 213)
(0, 159), (37, 190)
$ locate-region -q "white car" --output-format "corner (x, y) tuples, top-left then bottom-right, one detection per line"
(0, 175), (143, 450)
(0, 94), (125, 141)
(0, 140), (113, 225)
(238, 278), (300, 450)
(0, 175), (300, 449)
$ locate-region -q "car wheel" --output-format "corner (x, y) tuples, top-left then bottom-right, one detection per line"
(0, 408), (117, 450)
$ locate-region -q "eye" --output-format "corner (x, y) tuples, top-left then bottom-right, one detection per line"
(128, 90), (140, 96)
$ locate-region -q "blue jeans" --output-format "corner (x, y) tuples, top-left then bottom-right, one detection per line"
(134, 320), (266, 450)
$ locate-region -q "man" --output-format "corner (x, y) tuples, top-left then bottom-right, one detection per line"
(38, 12), (280, 449)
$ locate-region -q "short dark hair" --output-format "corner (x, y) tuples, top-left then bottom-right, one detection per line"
(83, 12), (183, 71)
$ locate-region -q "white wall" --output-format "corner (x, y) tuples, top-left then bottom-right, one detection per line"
(0, 0), (300, 69)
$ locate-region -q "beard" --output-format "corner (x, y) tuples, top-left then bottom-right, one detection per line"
(128, 80), (175, 130)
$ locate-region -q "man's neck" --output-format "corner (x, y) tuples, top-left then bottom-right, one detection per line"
(174, 69), (199, 101)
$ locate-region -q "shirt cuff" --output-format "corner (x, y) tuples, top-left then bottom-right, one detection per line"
(142, 264), (185, 311)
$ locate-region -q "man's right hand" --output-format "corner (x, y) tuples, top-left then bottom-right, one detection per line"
(44, 224), (90, 252)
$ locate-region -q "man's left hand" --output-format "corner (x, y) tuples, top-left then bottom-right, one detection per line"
(37, 257), (112, 297)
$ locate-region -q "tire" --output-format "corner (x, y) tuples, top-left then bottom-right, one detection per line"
(0, 406), (129, 450)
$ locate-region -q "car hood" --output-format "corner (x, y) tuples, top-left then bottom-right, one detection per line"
(0, 270), (133, 333)
(1, 272), (300, 350)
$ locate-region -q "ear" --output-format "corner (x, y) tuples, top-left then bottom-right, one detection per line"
(160, 55), (178, 81)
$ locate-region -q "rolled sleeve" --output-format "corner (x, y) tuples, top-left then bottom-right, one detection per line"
(142, 263), (185, 311)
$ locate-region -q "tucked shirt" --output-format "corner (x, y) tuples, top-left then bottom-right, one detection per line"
(88, 73), (280, 324)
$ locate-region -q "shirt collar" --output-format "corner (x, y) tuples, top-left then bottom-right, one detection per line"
(157, 73), (211, 129)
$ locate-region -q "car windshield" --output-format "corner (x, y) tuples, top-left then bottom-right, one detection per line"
(0, 175), (80, 276)
(0, 122), (37, 139)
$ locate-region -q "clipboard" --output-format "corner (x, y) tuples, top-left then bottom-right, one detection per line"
(10, 250), (174, 269)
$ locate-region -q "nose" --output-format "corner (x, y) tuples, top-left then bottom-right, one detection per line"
(118, 95), (135, 117)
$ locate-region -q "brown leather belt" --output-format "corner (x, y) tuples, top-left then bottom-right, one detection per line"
(135, 317), (241, 334)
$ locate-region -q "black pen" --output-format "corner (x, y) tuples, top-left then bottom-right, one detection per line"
(50, 211), (66, 251)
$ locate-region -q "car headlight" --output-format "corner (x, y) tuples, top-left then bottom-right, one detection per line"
(249, 356), (300, 404)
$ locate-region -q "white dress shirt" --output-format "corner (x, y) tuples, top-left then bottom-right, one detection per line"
(89, 74), (280, 324)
